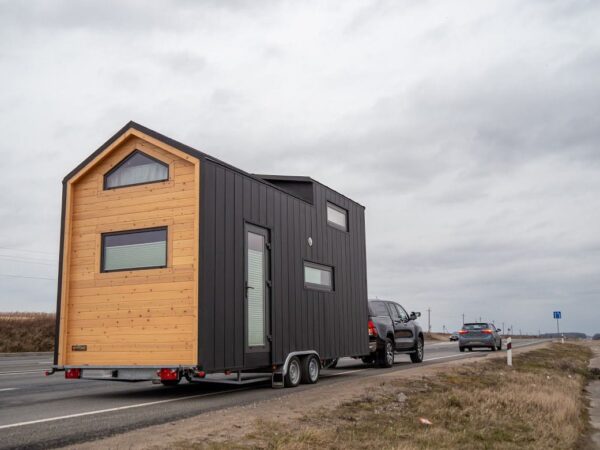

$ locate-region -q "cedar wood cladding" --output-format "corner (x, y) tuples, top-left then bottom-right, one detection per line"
(199, 160), (369, 371)
(55, 122), (369, 370)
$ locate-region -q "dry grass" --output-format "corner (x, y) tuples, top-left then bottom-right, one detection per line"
(177, 343), (593, 450)
(0, 312), (55, 352)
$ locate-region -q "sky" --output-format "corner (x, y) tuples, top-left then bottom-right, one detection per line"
(0, 0), (599, 335)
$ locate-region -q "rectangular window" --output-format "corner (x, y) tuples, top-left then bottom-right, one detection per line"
(304, 262), (334, 291)
(327, 202), (348, 231)
(101, 227), (167, 272)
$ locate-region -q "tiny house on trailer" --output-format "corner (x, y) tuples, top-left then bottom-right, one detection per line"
(52, 122), (369, 387)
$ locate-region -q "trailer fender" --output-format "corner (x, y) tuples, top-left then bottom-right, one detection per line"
(281, 351), (320, 377)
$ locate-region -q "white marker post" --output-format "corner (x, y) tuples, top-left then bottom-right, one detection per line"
(507, 337), (512, 367)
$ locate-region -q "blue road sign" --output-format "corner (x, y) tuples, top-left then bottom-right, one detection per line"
(553, 311), (561, 319)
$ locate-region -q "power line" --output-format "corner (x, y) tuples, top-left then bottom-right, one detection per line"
(0, 273), (56, 281)
(0, 246), (57, 257)
(0, 256), (56, 266)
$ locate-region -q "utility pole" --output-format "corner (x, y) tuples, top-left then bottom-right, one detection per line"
(479, 316), (482, 322)
(502, 322), (505, 334)
(462, 313), (465, 325)
(427, 308), (431, 334)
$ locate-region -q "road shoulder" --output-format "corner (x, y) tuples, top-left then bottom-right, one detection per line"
(63, 343), (549, 450)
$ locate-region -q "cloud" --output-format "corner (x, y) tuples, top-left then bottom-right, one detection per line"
(0, 0), (599, 334)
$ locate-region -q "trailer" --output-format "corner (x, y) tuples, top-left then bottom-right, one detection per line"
(51, 122), (369, 388)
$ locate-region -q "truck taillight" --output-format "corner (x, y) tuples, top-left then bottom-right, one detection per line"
(458, 330), (468, 335)
(482, 329), (493, 334)
(65, 368), (81, 379)
(368, 320), (378, 337)
(158, 368), (179, 381)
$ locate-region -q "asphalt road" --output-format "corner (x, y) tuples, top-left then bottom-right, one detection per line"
(0, 339), (542, 449)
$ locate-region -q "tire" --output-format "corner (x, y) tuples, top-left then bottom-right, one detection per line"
(378, 338), (394, 368)
(410, 337), (424, 363)
(468, 347), (473, 352)
(284, 356), (302, 387)
(300, 355), (320, 384)
(459, 347), (465, 353)
(497, 340), (502, 351)
(491, 345), (497, 352)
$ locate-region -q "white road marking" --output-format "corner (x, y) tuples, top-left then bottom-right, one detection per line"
(0, 386), (251, 430)
(0, 370), (43, 376)
(0, 388), (18, 392)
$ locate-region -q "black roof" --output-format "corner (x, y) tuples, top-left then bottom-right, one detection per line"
(64, 121), (364, 208)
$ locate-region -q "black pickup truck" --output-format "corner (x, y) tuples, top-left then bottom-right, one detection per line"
(365, 299), (424, 367)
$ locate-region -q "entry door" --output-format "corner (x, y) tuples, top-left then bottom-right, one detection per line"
(244, 224), (271, 367)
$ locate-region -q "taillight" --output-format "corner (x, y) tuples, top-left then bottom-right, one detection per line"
(158, 368), (180, 381)
(368, 320), (378, 337)
(458, 330), (468, 335)
(65, 368), (81, 379)
(482, 329), (493, 334)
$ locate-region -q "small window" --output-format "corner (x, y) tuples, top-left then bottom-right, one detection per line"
(327, 202), (348, 231)
(304, 262), (334, 291)
(104, 150), (168, 189)
(102, 227), (167, 272)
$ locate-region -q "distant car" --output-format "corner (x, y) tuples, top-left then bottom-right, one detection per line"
(449, 332), (459, 341)
(459, 323), (502, 352)
(593, 334), (600, 341)
(366, 299), (424, 367)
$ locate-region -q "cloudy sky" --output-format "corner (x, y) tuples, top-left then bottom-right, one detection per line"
(0, 0), (598, 334)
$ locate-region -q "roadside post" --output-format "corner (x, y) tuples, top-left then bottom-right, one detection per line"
(553, 311), (562, 343)
(507, 337), (512, 367)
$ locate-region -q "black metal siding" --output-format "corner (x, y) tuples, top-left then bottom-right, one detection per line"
(199, 159), (369, 371)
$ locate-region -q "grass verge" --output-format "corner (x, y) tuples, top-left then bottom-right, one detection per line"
(0, 312), (55, 352)
(178, 343), (593, 450)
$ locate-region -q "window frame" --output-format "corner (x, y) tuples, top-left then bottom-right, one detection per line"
(103, 150), (169, 191)
(100, 226), (168, 273)
(303, 261), (334, 292)
(326, 202), (348, 232)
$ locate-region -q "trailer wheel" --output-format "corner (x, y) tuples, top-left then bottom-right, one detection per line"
(284, 356), (301, 387)
(300, 355), (320, 384)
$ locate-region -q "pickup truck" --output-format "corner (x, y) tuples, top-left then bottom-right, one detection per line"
(365, 299), (424, 367)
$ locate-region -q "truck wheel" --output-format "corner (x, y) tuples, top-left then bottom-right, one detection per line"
(491, 344), (497, 352)
(459, 347), (465, 352)
(300, 355), (320, 384)
(284, 356), (301, 387)
(497, 340), (502, 351)
(378, 339), (394, 368)
(410, 337), (424, 363)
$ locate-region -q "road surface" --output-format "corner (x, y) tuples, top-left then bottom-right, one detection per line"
(0, 339), (542, 449)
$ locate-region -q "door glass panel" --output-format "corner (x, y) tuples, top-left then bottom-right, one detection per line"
(247, 232), (265, 347)
(387, 303), (401, 321)
(395, 304), (408, 322)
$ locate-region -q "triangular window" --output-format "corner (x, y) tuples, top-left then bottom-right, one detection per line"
(104, 151), (168, 189)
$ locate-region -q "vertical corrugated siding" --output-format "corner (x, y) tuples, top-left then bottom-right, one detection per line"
(199, 160), (369, 371)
